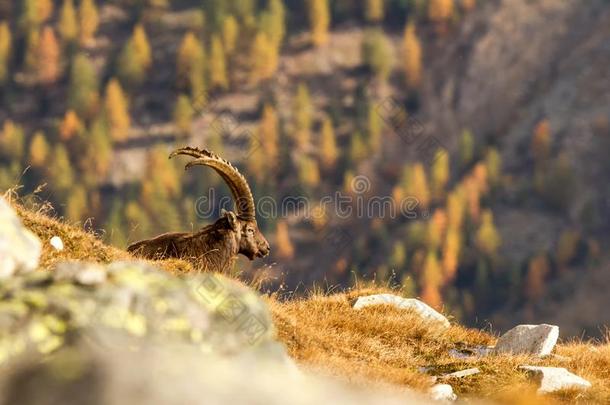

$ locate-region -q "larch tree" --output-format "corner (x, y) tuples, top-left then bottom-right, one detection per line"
(428, 0), (454, 26)
(459, 128), (474, 169)
(37, 26), (61, 85)
(24, 28), (39, 74)
(104, 78), (131, 141)
(249, 31), (278, 84)
(426, 209), (447, 250)
(209, 34), (228, 90)
(222, 15), (239, 56)
(0, 22), (11, 84)
(298, 155), (321, 190)
(484, 147), (502, 188)
(431, 149), (449, 201)
(446, 190), (465, 230)
(78, 0), (99, 45)
(319, 116), (338, 170)
(349, 131), (367, 164)
(81, 118), (112, 186)
(420, 250), (443, 309)
(365, 0), (385, 23)
(59, 109), (83, 141)
(48, 144), (74, 194)
(293, 83), (312, 150)
(21, 0), (53, 29)
(402, 21), (422, 88)
(173, 94), (193, 136)
(29, 131), (50, 168)
(407, 163), (430, 209)
(556, 230), (580, 271)
(361, 28), (394, 82)
(475, 209), (501, 257)
(176, 32), (206, 106)
(117, 24), (152, 86)
(308, 0), (330, 47)
(259, 104), (279, 172)
(68, 53), (99, 118)
(368, 103), (382, 154)
(0, 120), (25, 161)
(66, 184), (88, 221)
(59, 0), (78, 43)
(442, 227), (461, 281)
(524, 253), (550, 301)
(275, 220), (295, 259)
(461, 0), (476, 12)
(261, 0), (285, 47)
(531, 119), (551, 165)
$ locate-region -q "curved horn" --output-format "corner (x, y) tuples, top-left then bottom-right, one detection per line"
(170, 146), (256, 220)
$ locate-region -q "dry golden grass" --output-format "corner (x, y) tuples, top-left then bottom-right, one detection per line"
(9, 200), (610, 404)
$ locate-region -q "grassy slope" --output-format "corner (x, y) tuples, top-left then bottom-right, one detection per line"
(12, 202), (610, 404)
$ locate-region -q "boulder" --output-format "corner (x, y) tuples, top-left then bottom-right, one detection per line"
(519, 366), (592, 394)
(428, 384), (457, 402)
(0, 198), (41, 279)
(494, 324), (559, 356)
(353, 294), (450, 328)
(0, 261), (279, 364)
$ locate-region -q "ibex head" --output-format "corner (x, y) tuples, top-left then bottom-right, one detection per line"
(170, 147), (270, 262)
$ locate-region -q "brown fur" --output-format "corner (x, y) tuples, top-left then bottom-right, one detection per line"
(128, 213), (269, 272)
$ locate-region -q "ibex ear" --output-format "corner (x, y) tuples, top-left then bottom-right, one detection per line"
(223, 210), (238, 231)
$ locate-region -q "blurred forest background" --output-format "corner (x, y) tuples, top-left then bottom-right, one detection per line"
(0, 0), (609, 337)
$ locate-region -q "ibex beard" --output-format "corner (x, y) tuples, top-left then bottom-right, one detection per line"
(127, 146), (270, 272)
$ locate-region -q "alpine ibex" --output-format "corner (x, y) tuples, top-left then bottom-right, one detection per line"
(127, 147), (270, 271)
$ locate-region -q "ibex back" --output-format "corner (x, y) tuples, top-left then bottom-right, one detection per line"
(128, 147), (270, 272)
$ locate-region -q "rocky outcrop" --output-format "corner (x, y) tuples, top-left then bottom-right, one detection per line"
(0, 198), (41, 279)
(353, 294), (450, 329)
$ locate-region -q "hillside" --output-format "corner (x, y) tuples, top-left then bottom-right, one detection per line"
(0, 0), (609, 339)
(1, 198), (609, 404)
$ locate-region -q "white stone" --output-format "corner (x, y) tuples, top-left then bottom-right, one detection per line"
(494, 324), (559, 356)
(440, 368), (480, 380)
(50, 236), (64, 251)
(519, 366), (592, 394)
(428, 384), (456, 402)
(0, 198), (41, 279)
(353, 294), (450, 328)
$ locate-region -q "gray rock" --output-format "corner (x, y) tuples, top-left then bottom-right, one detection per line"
(519, 366), (592, 394)
(429, 384), (457, 402)
(494, 324), (559, 356)
(53, 261), (107, 285)
(353, 294), (450, 328)
(0, 198), (41, 279)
